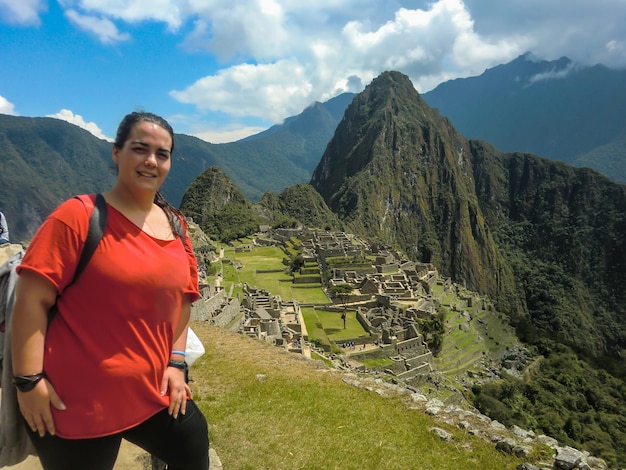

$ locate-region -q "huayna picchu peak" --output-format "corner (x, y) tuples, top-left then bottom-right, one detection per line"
(311, 71), (515, 312)
(311, 70), (626, 359)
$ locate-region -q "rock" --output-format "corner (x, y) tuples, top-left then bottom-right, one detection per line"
(209, 448), (223, 470)
(425, 398), (444, 408)
(430, 427), (453, 441)
(410, 392), (428, 403)
(495, 438), (516, 454)
(537, 434), (559, 449)
(585, 456), (608, 470)
(554, 446), (583, 469)
(511, 424), (534, 439)
(489, 420), (506, 430)
(513, 445), (531, 459)
(516, 464), (540, 470)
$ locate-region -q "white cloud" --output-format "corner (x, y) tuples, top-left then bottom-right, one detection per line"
(170, 60), (315, 123)
(195, 126), (267, 144)
(58, 0), (186, 30)
(171, 0), (529, 123)
(0, 95), (17, 115)
(0, 0), (46, 25)
(463, 0), (626, 67)
(47, 109), (112, 141)
(529, 61), (579, 84)
(44, 0), (626, 134)
(64, 9), (131, 44)
(167, 113), (267, 143)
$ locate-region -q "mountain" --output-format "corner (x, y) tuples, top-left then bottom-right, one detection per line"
(0, 94), (350, 242)
(310, 71), (626, 359)
(178, 166), (261, 242)
(0, 114), (115, 241)
(164, 94), (355, 205)
(176, 92), (355, 203)
(179, 166), (342, 242)
(310, 71), (518, 308)
(422, 53), (626, 184)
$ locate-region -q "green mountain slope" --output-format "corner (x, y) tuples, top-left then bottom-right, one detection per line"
(1, 94), (349, 241)
(0, 115), (114, 241)
(311, 71), (518, 310)
(471, 144), (626, 356)
(311, 71), (626, 361)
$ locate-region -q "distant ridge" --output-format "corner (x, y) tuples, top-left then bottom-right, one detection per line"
(423, 53), (626, 183)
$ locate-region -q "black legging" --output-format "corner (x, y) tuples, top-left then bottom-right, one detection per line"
(25, 400), (209, 470)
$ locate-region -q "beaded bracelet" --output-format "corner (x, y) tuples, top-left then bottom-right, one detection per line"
(171, 350), (186, 357)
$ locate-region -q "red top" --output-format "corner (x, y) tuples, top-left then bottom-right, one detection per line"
(17, 195), (199, 438)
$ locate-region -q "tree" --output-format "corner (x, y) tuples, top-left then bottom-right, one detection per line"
(329, 284), (353, 329)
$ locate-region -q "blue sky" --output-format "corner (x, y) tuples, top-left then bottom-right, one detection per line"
(1, 0), (625, 143)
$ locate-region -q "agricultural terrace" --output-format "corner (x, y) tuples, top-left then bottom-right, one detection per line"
(218, 243), (331, 305)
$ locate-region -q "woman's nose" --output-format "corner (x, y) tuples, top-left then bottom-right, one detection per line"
(144, 153), (158, 166)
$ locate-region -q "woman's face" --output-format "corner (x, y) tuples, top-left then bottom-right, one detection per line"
(112, 120), (172, 194)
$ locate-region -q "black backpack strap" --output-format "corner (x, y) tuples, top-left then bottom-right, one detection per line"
(71, 193), (108, 286)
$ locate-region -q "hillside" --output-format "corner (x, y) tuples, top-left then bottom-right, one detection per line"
(203, 230), (624, 468)
(180, 167), (343, 242)
(0, 94), (348, 242)
(0, 115), (114, 241)
(309, 71), (626, 363)
(190, 321), (532, 470)
(310, 71), (518, 311)
(423, 53), (626, 184)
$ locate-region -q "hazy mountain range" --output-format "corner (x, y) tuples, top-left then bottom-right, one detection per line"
(1, 53), (623, 242)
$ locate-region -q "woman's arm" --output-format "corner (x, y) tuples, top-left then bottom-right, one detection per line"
(11, 270), (66, 436)
(171, 297), (191, 351)
(161, 295), (192, 418)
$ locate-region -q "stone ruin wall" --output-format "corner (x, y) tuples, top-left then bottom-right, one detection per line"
(191, 288), (241, 329)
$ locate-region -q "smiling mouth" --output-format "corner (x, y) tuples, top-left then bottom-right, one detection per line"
(138, 171), (157, 178)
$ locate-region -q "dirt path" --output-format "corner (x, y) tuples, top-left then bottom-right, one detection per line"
(6, 440), (149, 469)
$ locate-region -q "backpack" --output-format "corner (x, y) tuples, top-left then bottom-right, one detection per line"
(0, 194), (106, 467)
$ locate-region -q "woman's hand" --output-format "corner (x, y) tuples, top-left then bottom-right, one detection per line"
(160, 366), (191, 419)
(17, 378), (66, 436)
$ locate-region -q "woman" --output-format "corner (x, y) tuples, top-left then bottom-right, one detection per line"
(10, 112), (209, 469)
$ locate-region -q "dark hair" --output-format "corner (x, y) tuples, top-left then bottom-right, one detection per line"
(114, 111), (185, 239)
(114, 111), (175, 154)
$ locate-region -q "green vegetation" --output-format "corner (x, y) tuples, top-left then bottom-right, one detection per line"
(472, 340), (626, 468)
(191, 322), (525, 469)
(217, 245), (330, 304)
(212, 234), (625, 465)
(0, 115), (115, 241)
(314, 308), (366, 342)
(258, 184), (343, 231)
(359, 356), (395, 368)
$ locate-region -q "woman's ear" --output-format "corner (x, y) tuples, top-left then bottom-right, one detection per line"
(112, 145), (119, 164)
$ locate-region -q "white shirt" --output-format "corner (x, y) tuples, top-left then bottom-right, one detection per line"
(0, 212), (9, 241)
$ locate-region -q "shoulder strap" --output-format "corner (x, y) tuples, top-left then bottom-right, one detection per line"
(70, 193), (108, 286)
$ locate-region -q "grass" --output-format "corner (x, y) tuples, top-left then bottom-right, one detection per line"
(190, 321), (524, 469)
(359, 357), (396, 368)
(216, 245), (330, 304)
